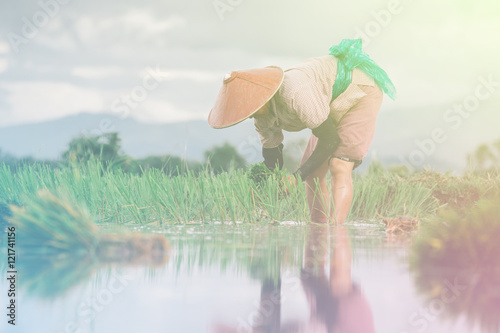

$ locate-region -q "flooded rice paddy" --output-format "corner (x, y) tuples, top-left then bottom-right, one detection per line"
(1, 221), (497, 333)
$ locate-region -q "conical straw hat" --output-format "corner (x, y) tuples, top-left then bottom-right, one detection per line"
(208, 66), (284, 129)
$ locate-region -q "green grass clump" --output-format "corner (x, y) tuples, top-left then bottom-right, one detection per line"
(7, 190), (100, 297)
(246, 162), (279, 186)
(3, 160), (495, 224)
(0, 161), (310, 224)
(7, 190), (170, 298)
(8, 188), (170, 258)
(9, 190), (99, 255)
(410, 197), (500, 332)
(247, 162), (272, 184)
(351, 170), (439, 218)
(412, 197), (500, 270)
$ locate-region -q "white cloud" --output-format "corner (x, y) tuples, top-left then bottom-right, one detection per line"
(35, 31), (78, 52)
(31, 11), (185, 53)
(139, 68), (223, 83)
(72, 66), (125, 79)
(0, 40), (10, 54)
(0, 58), (8, 74)
(168, 70), (220, 82)
(133, 98), (200, 123)
(0, 82), (104, 127)
(118, 11), (186, 34)
(75, 11), (185, 45)
(254, 56), (303, 70)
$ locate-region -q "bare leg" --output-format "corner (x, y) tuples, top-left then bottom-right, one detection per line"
(305, 160), (330, 223)
(329, 158), (354, 224)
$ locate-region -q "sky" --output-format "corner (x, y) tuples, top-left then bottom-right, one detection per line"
(0, 0), (499, 130)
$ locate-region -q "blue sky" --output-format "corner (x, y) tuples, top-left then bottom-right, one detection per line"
(0, 0), (499, 129)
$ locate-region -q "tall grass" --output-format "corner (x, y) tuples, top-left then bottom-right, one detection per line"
(1, 160), (486, 224)
(6, 189), (170, 298)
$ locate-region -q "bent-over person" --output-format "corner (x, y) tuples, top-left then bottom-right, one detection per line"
(208, 39), (396, 223)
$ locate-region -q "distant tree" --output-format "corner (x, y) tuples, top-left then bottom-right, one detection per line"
(126, 155), (203, 176)
(467, 138), (500, 173)
(493, 140), (500, 158)
(0, 149), (15, 163)
(62, 132), (127, 168)
(0, 149), (61, 172)
(204, 142), (246, 173)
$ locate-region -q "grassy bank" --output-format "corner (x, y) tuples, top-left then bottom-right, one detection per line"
(1, 161), (498, 224)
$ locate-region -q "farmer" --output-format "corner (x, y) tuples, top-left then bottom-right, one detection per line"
(208, 39), (396, 223)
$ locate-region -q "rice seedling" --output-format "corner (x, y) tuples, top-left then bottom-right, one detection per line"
(3, 160), (495, 225)
(7, 189), (170, 298)
(350, 171), (440, 219)
(8, 189), (170, 258)
(247, 162), (275, 186)
(10, 189), (99, 255)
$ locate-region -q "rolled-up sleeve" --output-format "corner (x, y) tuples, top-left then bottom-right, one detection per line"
(254, 116), (284, 149)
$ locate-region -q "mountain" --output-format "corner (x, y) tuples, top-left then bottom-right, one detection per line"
(0, 113), (307, 165)
(0, 106), (497, 172)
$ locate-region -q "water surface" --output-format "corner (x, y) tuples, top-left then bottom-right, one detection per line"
(0, 221), (494, 333)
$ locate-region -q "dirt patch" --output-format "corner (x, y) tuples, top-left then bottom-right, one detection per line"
(379, 214), (419, 235)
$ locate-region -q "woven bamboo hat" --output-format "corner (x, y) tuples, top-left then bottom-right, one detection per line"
(208, 66), (284, 129)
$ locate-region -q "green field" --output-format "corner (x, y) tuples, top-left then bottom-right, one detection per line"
(1, 161), (499, 225)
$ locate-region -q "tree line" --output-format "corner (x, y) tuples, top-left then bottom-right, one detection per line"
(0, 132), (248, 175)
(2, 132), (498, 175)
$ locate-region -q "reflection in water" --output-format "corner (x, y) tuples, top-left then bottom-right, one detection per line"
(213, 225), (375, 333)
(17, 233), (170, 299)
(297, 225), (375, 333)
(5, 190), (170, 298)
(413, 267), (500, 333)
(20, 252), (98, 298)
(8, 218), (499, 333)
(253, 278), (282, 333)
(411, 198), (500, 333)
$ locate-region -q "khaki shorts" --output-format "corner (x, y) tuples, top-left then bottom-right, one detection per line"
(300, 84), (383, 170)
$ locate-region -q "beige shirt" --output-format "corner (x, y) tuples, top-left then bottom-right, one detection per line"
(254, 55), (375, 148)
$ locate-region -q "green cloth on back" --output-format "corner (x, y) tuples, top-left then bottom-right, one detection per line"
(329, 39), (397, 102)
